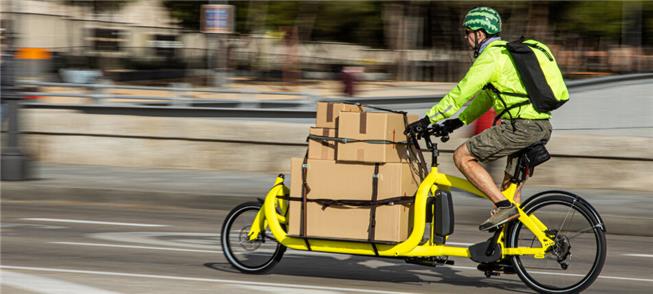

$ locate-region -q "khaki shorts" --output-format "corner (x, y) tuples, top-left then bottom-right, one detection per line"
(466, 119), (552, 177)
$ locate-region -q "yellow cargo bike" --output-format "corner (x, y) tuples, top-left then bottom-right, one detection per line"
(221, 123), (606, 294)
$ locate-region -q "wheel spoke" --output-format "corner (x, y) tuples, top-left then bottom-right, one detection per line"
(565, 226), (597, 241)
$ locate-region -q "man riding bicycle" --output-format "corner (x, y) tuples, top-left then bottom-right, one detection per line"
(406, 7), (568, 232)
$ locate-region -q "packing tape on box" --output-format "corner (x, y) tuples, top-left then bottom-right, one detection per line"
(326, 103), (334, 122)
(278, 195), (414, 208)
(359, 112), (367, 134)
(307, 134), (407, 145)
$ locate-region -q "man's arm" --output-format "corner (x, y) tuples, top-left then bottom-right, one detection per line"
(426, 51), (498, 123)
(458, 90), (493, 124)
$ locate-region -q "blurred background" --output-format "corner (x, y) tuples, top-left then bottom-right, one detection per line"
(2, 0), (653, 85)
(0, 0), (651, 185)
(1, 2), (653, 293)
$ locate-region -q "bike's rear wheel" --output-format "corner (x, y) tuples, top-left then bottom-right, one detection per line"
(221, 201), (285, 274)
(507, 193), (606, 294)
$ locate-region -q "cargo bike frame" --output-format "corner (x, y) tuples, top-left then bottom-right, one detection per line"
(221, 123), (607, 294)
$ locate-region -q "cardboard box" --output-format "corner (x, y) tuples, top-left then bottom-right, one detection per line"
(288, 158), (419, 243)
(316, 102), (363, 128)
(308, 127), (337, 160)
(337, 112), (418, 163)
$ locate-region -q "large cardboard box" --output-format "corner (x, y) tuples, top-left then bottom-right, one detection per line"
(316, 102), (363, 128)
(308, 127), (337, 160)
(337, 112), (418, 163)
(288, 158), (419, 243)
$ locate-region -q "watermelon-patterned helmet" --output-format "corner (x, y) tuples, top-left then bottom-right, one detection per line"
(463, 7), (502, 35)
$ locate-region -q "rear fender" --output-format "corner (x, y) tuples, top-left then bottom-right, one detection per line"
(522, 190), (606, 232)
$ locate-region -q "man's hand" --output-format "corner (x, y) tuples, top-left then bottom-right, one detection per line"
(438, 118), (464, 134)
(404, 116), (431, 137)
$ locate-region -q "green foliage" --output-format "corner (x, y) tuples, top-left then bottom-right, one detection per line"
(312, 1), (384, 47)
(556, 1), (624, 39)
(162, 1), (385, 47)
(63, 0), (135, 12)
(162, 1), (207, 30)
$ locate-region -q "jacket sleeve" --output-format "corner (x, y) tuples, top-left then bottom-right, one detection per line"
(458, 90), (493, 124)
(426, 50), (498, 124)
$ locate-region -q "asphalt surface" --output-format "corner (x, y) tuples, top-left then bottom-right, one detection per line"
(2, 200), (652, 294)
(3, 164), (652, 236)
(1, 163), (653, 293)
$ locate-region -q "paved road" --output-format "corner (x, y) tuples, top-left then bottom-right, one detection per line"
(2, 200), (652, 294)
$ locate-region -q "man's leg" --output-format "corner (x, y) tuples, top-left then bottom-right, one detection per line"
(454, 143), (519, 231)
(453, 144), (506, 203)
(501, 173), (525, 204)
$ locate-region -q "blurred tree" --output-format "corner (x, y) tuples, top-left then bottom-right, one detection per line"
(312, 1), (384, 47)
(162, 1), (207, 30)
(63, 0), (135, 13)
(552, 1), (624, 43)
(162, 1), (385, 47)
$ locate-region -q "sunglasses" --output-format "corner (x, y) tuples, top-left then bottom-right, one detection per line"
(464, 30), (475, 39)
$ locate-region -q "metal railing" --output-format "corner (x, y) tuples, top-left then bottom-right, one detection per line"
(16, 73), (653, 118)
(19, 80), (320, 109)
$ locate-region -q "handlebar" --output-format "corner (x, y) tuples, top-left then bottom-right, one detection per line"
(407, 124), (451, 144)
(405, 124), (451, 168)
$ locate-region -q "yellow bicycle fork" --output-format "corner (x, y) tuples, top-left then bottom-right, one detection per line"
(248, 168), (555, 259)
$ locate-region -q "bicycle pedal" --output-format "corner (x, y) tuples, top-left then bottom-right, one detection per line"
(484, 270), (500, 278)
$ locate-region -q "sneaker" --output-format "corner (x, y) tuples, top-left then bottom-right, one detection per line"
(479, 205), (519, 231)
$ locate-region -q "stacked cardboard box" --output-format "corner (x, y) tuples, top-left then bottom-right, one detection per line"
(288, 102), (421, 243)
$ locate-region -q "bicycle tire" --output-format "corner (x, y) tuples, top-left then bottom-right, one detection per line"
(221, 201), (286, 274)
(506, 193), (606, 294)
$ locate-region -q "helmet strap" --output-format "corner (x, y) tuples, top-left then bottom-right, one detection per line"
(473, 31), (481, 58)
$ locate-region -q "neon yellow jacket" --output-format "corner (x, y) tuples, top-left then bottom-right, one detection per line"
(426, 39), (569, 124)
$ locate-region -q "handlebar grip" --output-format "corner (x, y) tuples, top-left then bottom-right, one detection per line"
(441, 135), (450, 143)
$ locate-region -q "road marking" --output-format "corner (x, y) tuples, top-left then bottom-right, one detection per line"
(49, 241), (351, 260)
(230, 284), (342, 294)
(623, 254), (653, 258)
(22, 218), (168, 227)
(0, 265), (417, 294)
(0, 270), (119, 294)
(50, 242), (216, 253)
(447, 265), (653, 283)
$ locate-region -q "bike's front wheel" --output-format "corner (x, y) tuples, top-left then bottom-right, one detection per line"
(507, 192), (606, 294)
(221, 201), (285, 274)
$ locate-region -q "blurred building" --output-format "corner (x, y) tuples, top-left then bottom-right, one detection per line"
(1, 0), (652, 84)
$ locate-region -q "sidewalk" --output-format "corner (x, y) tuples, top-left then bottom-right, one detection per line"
(36, 80), (456, 105)
(2, 163), (651, 236)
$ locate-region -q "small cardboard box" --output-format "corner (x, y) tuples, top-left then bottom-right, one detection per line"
(288, 158), (419, 243)
(337, 112), (418, 163)
(316, 102), (363, 128)
(308, 127), (337, 160)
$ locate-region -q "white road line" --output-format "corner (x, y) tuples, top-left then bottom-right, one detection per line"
(46, 242), (653, 284)
(0, 265), (416, 294)
(50, 242), (216, 253)
(0, 270), (119, 294)
(623, 254), (653, 258)
(21, 218), (168, 227)
(447, 265), (653, 283)
(49, 241), (351, 260)
(231, 284), (343, 294)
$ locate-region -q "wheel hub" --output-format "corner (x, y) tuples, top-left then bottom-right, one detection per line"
(238, 226), (262, 251)
(547, 230), (572, 269)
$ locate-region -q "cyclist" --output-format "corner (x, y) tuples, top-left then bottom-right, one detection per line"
(406, 7), (568, 231)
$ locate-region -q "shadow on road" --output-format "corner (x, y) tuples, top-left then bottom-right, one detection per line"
(204, 254), (533, 293)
